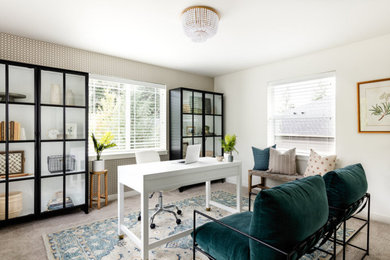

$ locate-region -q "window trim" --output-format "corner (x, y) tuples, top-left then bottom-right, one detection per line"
(88, 149), (168, 161)
(88, 74), (167, 159)
(267, 71), (336, 156)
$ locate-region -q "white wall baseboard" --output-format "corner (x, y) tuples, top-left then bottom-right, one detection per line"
(108, 190), (138, 201)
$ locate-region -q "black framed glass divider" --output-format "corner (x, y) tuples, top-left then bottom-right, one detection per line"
(0, 59), (88, 226)
(169, 88), (224, 192)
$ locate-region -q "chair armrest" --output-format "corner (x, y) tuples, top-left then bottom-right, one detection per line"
(193, 210), (335, 260)
(193, 210), (289, 258)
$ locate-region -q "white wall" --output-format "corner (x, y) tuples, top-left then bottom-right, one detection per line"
(215, 33), (390, 223)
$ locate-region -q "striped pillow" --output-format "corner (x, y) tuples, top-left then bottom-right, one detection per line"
(268, 148), (297, 175)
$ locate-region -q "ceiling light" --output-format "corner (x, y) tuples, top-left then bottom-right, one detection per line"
(181, 6), (220, 43)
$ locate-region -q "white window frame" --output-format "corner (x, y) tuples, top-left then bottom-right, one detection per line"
(267, 72), (336, 156)
(88, 74), (167, 160)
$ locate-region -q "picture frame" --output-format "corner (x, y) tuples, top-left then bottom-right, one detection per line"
(65, 123), (78, 139)
(0, 151), (25, 175)
(358, 78), (390, 133)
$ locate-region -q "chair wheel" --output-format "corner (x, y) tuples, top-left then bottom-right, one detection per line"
(176, 219), (181, 225)
(150, 223), (156, 229)
(177, 210), (182, 215)
(138, 215), (141, 221)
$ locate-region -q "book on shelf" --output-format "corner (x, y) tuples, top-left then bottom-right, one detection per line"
(0, 121), (21, 141)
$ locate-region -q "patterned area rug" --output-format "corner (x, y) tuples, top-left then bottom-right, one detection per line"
(43, 191), (354, 260)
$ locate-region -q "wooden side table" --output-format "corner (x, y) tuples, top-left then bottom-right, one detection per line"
(90, 170), (108, 209)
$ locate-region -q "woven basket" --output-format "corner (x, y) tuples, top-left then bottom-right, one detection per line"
(0, 191), (23, 220)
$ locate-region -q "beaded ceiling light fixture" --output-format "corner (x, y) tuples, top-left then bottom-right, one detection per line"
(181, 6), (220, 42)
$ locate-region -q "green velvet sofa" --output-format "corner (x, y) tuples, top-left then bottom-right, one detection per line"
(193, 175), (335, 260)
(193, 163), (370, 260)
(323, 163), (370, 259)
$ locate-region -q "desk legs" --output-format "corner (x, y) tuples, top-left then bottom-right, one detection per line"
(141, 190), (149, 259)
(205, 181), (211, 211)
(118, 182), (124, 239)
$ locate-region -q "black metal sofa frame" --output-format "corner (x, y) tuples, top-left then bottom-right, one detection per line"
(192, 193), (370, 260)
(193, 210), (338, 260)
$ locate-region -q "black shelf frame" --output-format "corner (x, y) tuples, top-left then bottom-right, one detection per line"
(169, 87), (224, 192)
(0, 59), (89, 226)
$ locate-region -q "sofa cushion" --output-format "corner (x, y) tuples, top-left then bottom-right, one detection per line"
(252, 145), (276, 171)
(323, 163), (368, 219)
(249, 175), (329, 260)
(193, 211), (252, 260)
(268, 148), (297, 175)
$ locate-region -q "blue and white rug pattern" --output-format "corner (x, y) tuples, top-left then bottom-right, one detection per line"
(43, 191), (353, 260)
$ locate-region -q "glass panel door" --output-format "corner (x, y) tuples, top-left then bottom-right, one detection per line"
(8, 65), (35, 104)
(214, 94), (223, 115)
(0, 64), (5, 95)
(41, 107), (63, 141)
(41, 176), (63, 212)
(66, 108), (85, 140)
(9, 143), (35, 178)
(66, 174), (85, 207)
(205, 137), (214, 157)
(9, 104), (35, 140)
(215, 116), (222, 136)
(65, 74), (85, 107)
(215, 137), (223, 156)
(182, 90), (192, 113)
(8, 180), (34, 218)
(193, 92), (203, 114)
(205, 93), (213, 114)
(66, 141), (86, 173)
(193, 115), (203, 136)
(182, 114), (192, 137)
(41, 70), (63, 105)
(41, 142), (63, 177)
(205, 115), (214, 136)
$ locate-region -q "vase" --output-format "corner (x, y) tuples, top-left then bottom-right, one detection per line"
(228, 152), (233, 162)
(66, 89), (75, 106)
(50, 84), (61, 104)
(92, 160), (105, 172)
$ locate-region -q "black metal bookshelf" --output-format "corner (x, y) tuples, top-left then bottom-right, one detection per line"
(169, 88), (224, 192)
(0, 59), (88, 226)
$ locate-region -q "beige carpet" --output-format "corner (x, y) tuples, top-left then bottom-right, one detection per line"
(0, 182), (389, 260)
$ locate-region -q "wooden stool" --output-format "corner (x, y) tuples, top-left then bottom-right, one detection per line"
(90, 170), (108, 209)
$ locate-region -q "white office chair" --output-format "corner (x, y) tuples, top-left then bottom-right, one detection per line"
(135, 150), (182, 229)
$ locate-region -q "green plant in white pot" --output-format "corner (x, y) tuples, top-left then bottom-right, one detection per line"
(91, 132), (116, 172)
(221, 134), (238, 162)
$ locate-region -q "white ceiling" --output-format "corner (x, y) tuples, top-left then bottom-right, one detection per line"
(1, 0), (390, 77)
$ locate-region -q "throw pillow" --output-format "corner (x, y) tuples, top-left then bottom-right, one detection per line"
(252, 145), (276, 171)
(268, 148), (296, 175)
(304, 149), (336, 176)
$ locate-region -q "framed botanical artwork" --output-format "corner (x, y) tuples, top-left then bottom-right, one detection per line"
(358, 78), (390, 133)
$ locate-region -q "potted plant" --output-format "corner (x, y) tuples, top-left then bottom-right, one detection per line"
(91, 132), (116, 171)
(220, 134), (238, 162)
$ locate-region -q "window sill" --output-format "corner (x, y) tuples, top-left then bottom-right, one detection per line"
(88, 150), (168, 161)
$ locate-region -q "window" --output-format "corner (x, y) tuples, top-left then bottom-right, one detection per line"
(89, 75), (166, 156)
(268, 72), (335, 155)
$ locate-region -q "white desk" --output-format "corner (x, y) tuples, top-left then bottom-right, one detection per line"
(117, 157), (242, 259)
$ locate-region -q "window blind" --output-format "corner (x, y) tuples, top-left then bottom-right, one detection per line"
(268, 73), (336, 155)
(89, 76), (166, 155)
